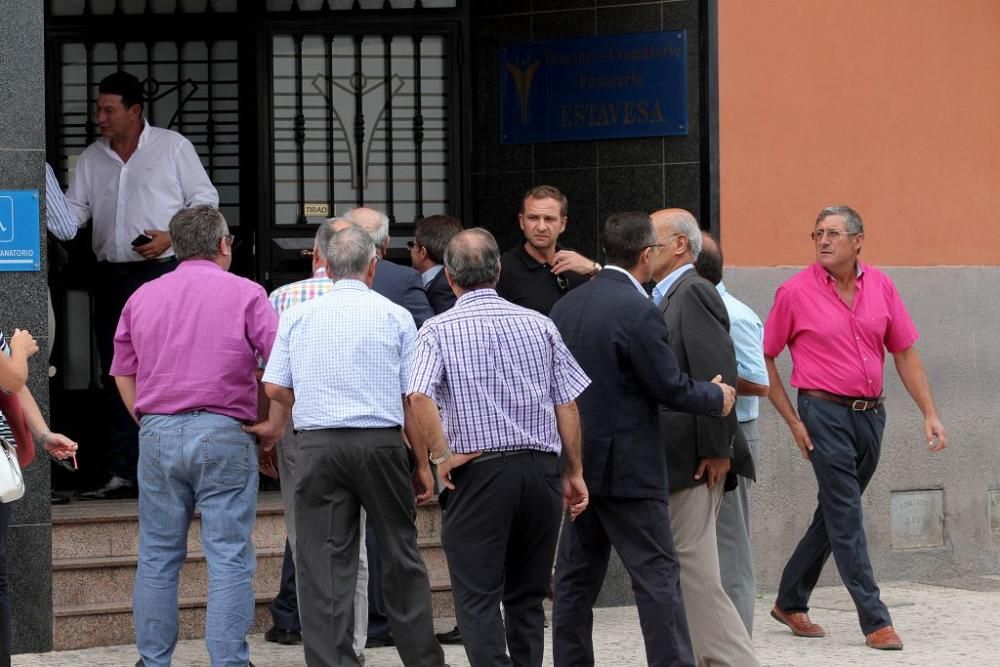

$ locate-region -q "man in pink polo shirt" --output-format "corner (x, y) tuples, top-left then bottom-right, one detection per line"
(763, 205), (947, 652)
(111, 205), (278, 667)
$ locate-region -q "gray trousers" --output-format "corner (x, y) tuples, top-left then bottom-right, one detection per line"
(716, 419), (759, 636)
(278, 423), (369, 655)
(294, 428), (444, 667)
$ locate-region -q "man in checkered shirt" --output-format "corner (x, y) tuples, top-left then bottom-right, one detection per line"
(406, 228), (591, 667)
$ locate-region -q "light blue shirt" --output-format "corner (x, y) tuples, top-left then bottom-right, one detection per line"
(604, 265), (647, 296)
(717, 281), (768, 422)
(263, 279), (417, 430)
(421, 264), (443, 288)
(652, 263), (693, 306)
(45, 163), (79, 241)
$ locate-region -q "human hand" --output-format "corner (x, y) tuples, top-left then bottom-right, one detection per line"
(41, 432), (78, 460)
(551, 250), (598, 276)
(259, 447), (279, 479)
(133, 229), (172, 259)
(10, 329), (39, 358)
(694, 456), (730, 489)
(243, 420), (282, 452)
(711, 375), (736, 416)
(412, 465), (436, 505)
(790, 419), (814, 460)
(562, 473), (589, 521)
(925, 415), (947, 452)
(437, 451), (483, 490)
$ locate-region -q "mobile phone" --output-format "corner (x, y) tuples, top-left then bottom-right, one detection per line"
(131, 233), (153, 247)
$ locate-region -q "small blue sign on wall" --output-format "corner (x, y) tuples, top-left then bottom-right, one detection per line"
(0, 190), (41, 272)
(500, 31), (688, 145)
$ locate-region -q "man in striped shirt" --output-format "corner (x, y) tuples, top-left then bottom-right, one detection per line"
(262, 217), (370, 661)
(407, 228), (591, 667)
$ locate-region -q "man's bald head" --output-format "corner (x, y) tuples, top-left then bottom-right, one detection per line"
(444, 228), (501, 290)
(344, 207), (390, 254)
(650, 208), (702, 259)
(695, 231), (724, 286)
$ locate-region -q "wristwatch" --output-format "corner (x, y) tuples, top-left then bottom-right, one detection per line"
(429, 448), (453, 465)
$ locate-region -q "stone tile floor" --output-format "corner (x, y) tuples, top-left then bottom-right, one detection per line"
(16, 580), (1000, 665)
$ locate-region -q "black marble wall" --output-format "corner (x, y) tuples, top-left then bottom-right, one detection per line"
(0, 0), (54, 653)
(469, 0), (707, 261)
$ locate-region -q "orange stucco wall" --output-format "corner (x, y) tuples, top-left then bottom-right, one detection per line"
(718, 0), (1000, 266)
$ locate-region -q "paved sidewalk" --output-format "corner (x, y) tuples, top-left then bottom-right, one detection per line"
(16, 579), (1000, 665)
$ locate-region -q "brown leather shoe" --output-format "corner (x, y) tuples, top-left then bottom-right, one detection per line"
(770, 604), (826, 637)
(866, 625), (903, 650)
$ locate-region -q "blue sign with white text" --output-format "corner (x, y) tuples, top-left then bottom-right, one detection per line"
(0, 190), (41, 272)
(500, 31), (688, 145)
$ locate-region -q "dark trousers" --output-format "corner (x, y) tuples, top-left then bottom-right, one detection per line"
(442, 451), (562, 667)
(776, 394), (892, 635)
(294, 428), (443, 667)
(553, 496), (694, 667)
(365, 520), (390, 639)
(0, 502), (11, 667)
(269, 539), (301, 633)
(94, 258), (177, 482)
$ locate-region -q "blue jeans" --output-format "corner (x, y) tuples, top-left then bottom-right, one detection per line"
(134, 412), (258, 667)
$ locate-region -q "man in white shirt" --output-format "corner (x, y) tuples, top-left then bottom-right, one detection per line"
(66, 71), (218, 500)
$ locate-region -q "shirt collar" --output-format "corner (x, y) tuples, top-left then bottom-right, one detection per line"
(604, 265), (648, 296)
(454, 287), (500, 306)
(716, 280), (729, 297)
(331, 278), (369, 292)
(652, 263), (693, 305)
(178, 258), (223, 272)
(814, 260), (866, 285)
(421, 264), (444, 287)
(516, 242), (564, 270)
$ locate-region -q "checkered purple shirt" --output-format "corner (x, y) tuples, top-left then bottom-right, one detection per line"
(408, 289), (590, 454)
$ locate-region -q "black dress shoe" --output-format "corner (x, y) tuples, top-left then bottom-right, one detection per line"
(79, 475), (137, 500)
(50, 492), (70, 505)
(435, 625), (463, 645)
(365, 633), (395, 648)
(264, 624), (302, 645)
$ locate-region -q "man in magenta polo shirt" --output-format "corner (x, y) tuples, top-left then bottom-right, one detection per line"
(111, 205), (278, 667)
(763, 205), (947, 652)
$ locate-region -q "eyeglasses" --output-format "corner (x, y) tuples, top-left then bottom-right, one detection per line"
(407, 240), (424, 250)
(810, 229), (856, 242)
(223, 234), (242, 251)
(556, 274), (569, 291)
(645, 243), (665, 253)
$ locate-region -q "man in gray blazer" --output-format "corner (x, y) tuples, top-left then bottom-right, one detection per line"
(649, 208), (758, 667)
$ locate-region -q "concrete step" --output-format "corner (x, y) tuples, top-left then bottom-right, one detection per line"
(52, 547), (285, 608)
(51, 492), (452, 650)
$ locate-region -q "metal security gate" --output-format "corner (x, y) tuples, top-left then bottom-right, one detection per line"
(43, 0), (469, 484)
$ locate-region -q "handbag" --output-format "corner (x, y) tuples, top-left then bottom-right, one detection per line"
(0, 391), (34, 467)
(0, 437), (25, 503)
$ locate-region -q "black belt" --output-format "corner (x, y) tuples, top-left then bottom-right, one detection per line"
(800, 389), (883, 412)
(99, 257), (176, 274)
(469, 449), (552, 465)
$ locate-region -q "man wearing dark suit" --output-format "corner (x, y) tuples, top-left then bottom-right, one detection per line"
(548, 211), (736, 667)
(649, 209), (758, 666)
(347, 207), (435, 329)
(346, 206), (435, 647)
(409, 214), (463, 315)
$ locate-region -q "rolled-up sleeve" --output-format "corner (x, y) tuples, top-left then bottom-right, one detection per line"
(262, 316), (293, 389)
(407, 328), (444, 400)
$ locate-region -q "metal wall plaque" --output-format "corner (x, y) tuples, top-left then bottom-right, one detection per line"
(890, 489), (944, 550)
(500, 31), (688, 145)
(304, 203), (331, 218)
(0, 190), (41, 272)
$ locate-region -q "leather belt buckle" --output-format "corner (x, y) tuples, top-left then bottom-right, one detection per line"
(851, 399), (869, 411)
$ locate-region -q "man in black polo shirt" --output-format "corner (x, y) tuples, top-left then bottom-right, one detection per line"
(496, 185), (601, 315)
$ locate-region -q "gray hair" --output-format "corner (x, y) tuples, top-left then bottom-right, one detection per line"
(344, 207), (390, 248)
(316, 217), (354, 255)
(667, 210), (703, 260)
(444, 228), (501, 289)
(324, 225), (376, 280)
(816, 205), (864, 235)
(169, 205), (228, 261)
